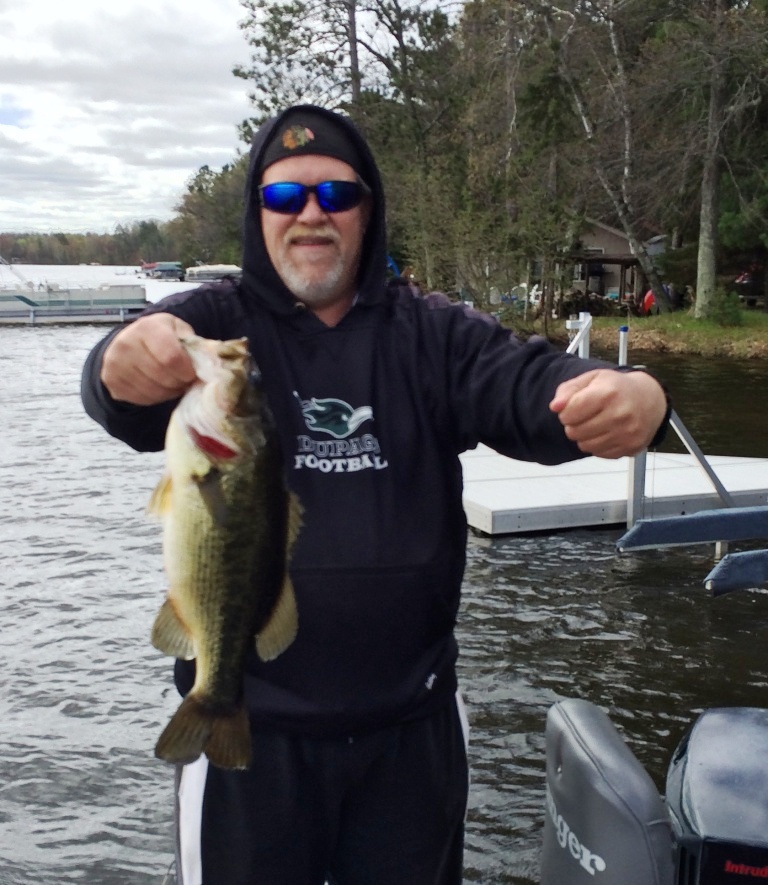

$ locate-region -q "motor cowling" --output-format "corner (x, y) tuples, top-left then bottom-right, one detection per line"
(541, 698), (674, 885)
(666, 707), (768, 883)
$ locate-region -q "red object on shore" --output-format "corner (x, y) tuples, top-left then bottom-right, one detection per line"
(642, 290), (656, 315)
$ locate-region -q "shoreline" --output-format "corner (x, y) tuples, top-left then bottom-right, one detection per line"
(580, 324), (768, 360)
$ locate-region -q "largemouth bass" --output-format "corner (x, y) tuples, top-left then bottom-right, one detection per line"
(148, 335), (300, 770)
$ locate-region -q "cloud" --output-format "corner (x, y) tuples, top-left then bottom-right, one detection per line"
(0, 0), (253, 233)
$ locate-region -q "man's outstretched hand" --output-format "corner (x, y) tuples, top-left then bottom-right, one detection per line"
(550, 369), (668, 459)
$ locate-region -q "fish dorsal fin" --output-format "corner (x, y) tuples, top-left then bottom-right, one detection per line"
(255, 574), (298, 662)
(254, 491), (303, 662)
(151, 598), (196, 660)
(286, 491), (304, 555)
(147, 473), (173, 518)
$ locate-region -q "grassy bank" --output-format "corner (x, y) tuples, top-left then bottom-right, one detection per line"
(504, 309), (768, 360)
(589, 310), (768, 359)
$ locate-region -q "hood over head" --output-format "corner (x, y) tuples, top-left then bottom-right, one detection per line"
(240, 105), (388, 316)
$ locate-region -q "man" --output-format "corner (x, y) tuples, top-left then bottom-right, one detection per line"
(82, 105), (669, 885)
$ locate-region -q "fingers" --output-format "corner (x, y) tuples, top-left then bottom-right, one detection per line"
(549, 369), (667, 459)
(548, 370), (601, 415)
(101, 313), (197, 405)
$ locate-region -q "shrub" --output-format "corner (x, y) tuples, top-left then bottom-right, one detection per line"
(709, 287), (743, 327)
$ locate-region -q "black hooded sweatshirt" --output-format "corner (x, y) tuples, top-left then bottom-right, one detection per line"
(81, 105), (641, 737)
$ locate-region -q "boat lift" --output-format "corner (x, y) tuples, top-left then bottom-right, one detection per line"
(562, 313), (768, 597)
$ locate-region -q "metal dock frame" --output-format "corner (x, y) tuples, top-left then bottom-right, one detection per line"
(570, 314), (768, 596)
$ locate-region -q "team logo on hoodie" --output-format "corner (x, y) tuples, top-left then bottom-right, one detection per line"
(293, 393), (388, 473)
(298, 396), (372, 438)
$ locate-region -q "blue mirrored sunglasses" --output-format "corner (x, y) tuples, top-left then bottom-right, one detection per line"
(258, 180), (369, 214)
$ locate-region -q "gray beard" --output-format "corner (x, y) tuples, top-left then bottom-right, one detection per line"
(280, 259), (346, 307)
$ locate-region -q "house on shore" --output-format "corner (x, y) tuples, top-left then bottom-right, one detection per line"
(569, 219), (666, 302)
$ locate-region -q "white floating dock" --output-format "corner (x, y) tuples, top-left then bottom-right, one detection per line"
(460, 446), (768, 535)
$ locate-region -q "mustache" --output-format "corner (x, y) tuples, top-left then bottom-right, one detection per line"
(286, 225), (340, 243)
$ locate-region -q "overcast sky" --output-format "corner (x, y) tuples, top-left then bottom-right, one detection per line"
(0, 0), (253, 234)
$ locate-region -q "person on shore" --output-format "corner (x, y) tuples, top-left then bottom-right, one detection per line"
(81, 104), (670, 885)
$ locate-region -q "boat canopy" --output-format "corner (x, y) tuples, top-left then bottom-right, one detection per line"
(185, 264), (242, 283)
(148, 261), (184, 280)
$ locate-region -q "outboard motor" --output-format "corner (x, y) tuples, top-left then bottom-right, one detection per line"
(666, 707), (768, 883)
(541, 698), (674, 885)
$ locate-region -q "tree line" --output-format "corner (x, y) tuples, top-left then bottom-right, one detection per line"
(5, 0), (768, 321)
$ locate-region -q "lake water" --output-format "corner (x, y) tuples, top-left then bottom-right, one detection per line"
(2, 268), (768, 883)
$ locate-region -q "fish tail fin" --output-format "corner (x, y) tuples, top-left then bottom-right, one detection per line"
(204, 705), (252, 770)
(155, 695), (213, 766)
(155, 695), (251, 771)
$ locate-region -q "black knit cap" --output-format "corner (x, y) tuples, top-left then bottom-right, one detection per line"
(260, 108), (367, 181)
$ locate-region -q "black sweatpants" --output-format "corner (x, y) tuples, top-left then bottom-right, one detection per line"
(174, 695), (470, 885)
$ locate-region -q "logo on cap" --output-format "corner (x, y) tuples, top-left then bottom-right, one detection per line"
(282, 125), (315, 150)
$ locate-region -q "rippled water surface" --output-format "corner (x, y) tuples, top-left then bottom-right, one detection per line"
(2, 323), (768, 883)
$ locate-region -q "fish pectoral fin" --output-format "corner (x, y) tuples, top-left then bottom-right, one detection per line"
(193, 467), (230, 523)
(151, 598), (196, 660)
(147, 472), (173, 518)
(255, 574), (298, 662)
